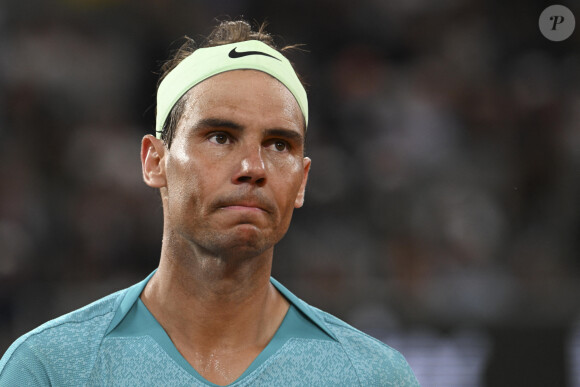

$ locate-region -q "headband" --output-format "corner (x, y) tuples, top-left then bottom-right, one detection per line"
(156, 40), (308, 139)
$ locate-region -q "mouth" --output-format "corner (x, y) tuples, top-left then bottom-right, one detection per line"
(214, 193), (274, 214)
(220, 204), (267, 213)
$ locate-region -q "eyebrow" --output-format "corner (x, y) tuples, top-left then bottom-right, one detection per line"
(264, 128), (304, 146)
(192, 117), (304, 146)
(193, 118), (243, 132)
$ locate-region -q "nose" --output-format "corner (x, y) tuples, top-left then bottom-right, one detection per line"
(232, 144), (267, 186)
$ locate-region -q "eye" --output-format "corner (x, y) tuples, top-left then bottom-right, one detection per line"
(208, 133), (231, 145)
(268, 140), (289, 152)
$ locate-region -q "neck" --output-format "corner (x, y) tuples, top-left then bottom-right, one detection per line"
(148, 229), (277, 307)
(140, 231), (289, 384)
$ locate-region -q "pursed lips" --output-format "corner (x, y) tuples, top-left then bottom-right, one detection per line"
(219, 201), (269, 213)
(222, 204), (266, 212)
(213, 193), (275, 214)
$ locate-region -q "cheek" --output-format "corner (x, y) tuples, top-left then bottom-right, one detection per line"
(271, 154), (303, 175)
(167, 149), (231, 216)
(271, 158), (305, 204)
(166, 155), (203, 206)
(168, 142), (220, 186)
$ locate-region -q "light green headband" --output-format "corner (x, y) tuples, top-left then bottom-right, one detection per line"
(156, 40), (308, 139)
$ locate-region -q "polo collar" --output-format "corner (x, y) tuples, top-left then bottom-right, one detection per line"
(105, 270), (338, 341)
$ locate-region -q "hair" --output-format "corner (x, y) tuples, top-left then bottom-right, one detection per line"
(157, 19), (305, 148)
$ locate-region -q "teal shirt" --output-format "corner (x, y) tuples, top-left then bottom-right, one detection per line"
(0, 272), (419, 386)
(109, 298), (333, 385)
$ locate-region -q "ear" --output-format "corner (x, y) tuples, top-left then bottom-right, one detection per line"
(294, 157), (311, 208)
(141, 134), (167, 188)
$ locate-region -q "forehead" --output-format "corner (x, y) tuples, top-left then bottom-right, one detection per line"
(180, 70), (305, 132)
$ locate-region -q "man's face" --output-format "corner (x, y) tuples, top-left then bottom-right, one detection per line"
(158, 70), (310, 260)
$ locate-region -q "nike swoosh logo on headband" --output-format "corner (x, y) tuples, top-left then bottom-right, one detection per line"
(228, 47), (281, 61)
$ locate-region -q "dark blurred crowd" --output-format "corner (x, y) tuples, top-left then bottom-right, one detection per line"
(1, 0), (580, 385)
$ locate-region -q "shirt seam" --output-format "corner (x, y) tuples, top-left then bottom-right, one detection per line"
(0, 341), (49, 383)
(0, 310), (115, 384)
(321, 319), (387, 386)
(322, 317), (397, 350)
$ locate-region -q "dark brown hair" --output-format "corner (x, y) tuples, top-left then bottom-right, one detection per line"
(157, 19), (304, 148)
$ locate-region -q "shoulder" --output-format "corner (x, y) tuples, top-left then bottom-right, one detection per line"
(312, 306), (420, 386)
(0, 288), (126, 385)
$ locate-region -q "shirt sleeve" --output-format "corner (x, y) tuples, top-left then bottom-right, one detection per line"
(0, 341), (52, 386)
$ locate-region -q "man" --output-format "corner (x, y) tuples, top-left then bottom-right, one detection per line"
(0, 20), (419, 386)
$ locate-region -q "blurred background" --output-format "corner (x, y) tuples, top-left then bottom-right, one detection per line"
(1, 0), (580, 385)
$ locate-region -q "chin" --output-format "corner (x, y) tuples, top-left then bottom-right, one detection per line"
(210, 226), (275, 259)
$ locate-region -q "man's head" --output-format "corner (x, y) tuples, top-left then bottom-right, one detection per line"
(156, 20), (307, 148)
(140, 20), (311, 261)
